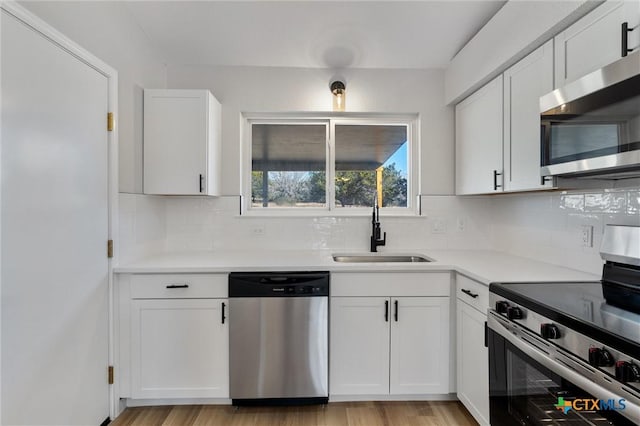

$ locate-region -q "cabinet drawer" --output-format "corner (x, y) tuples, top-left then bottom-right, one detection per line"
(130, 274), (227, 299)
(455, 274), (489, 312)
(331, 272), (451, 297)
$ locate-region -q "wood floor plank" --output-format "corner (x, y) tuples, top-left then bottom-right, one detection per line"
(111, 401), (478, 426)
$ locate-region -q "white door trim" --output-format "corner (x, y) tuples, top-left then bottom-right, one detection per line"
(0, 1), (119, 420)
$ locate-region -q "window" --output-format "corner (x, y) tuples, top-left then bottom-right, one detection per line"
(242, 115), (418, 215)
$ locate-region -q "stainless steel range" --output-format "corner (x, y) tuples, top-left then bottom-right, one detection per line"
(488, 225), (640, 425)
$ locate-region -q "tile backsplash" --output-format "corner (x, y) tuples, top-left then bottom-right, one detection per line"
(118, 186), (639, 275)
(491, 187), (640, 275)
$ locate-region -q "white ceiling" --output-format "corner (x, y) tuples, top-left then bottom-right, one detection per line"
(123, 0), (506, 69)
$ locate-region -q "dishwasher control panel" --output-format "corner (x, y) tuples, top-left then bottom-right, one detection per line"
(272, 285), (324, 295)
(229, 272), (330, 297)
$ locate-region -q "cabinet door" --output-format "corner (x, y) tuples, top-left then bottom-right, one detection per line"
(455, 75), (504, 195)
(330, 297), (390, 395)
(457, 299), (489, 426)
(390, 297), (450, 395)
(144, 90), (208, 195)
(503, 40), (554, 192)
(555, 0), (640, 87)
(131, 298), (228, 399)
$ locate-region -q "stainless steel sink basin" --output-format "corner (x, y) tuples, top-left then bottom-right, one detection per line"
(332, 254), (432, 263)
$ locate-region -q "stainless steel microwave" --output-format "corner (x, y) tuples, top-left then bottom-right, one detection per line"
(540, 51), (640, 179)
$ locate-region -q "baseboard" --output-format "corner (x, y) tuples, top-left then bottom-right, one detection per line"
(125, 398), (232, 407)
(329, 393), (458, 402)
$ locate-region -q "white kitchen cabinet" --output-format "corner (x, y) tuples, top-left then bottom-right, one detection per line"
(503, 40), (554, 192)
(457, 40), (555, 195)
(329, 297), (391, 395)
(456, 275), (490, 426)
(555, 0), (640, 88)
(131, 298), (228, 399)
(455, 75), (504, 195)
(143, 89), (221, 195)
(124, 274), (229, 400)
(390, 297), (450, 395)
(330, 272), (451, 397)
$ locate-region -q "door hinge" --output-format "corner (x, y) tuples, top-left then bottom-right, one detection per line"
(108, 366), (114, 385)
(107, 240), (114, 258)
(107, 112), (115, 132)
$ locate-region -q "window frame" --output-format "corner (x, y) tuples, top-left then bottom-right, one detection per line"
(241, 113), (420, 216)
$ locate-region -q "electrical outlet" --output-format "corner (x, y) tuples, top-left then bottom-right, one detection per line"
(250, 225), (265, 236)
(431, 218), (446, 234)
(581, 225), (593, 248)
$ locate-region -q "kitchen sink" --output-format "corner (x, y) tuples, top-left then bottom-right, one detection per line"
(332, 254), (433, 263)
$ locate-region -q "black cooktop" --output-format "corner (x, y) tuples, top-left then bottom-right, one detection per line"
(490, 281), (640, 357)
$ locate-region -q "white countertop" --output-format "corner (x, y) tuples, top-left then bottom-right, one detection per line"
(114, 249), (600, 285)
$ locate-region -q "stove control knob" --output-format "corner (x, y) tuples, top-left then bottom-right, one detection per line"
(540, 323), (561, 339)
(588, 348), (615, 367)
(507, 306), (524, 320)
(495, 301), (510, 314)
(615, 361), (640, 382)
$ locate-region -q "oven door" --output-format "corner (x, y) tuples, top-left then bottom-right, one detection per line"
(488, 312), (639, 425)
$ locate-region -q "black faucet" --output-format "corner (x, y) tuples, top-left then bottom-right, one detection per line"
(370, 196), (386, 252)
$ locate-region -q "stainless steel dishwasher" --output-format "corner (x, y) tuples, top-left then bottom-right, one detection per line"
(228, 271), (329, 405)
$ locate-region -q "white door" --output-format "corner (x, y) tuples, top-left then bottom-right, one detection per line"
(1, 10), (110, 425)
(555, 0), (640, 87)
(503, 40), (554, 192)
(143, 90), (208, 195)
(131, 299), (229, 399)
(455, 75), (504, 195)
(329, 297), (390, 395)
(390, 297), (450, 394)
(457, 300), (490, 426)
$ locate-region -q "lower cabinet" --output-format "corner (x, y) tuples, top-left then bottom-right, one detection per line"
(330, 283), (450, 396)
(125, 274), (229, 399)
(456, 275), (490, 426)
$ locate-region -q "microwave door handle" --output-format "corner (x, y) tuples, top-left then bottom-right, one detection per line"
(488, 314), (640, 419)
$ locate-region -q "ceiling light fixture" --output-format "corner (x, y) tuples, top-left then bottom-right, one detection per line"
(330, 80), (346, 111)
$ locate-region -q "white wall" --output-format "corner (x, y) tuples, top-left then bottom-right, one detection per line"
(118, 194), (167, 261)
(20, 1), (167, 194)
(166, 65), (454, 196)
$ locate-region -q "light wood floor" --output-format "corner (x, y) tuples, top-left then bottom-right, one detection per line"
(110, 401), (477, 426)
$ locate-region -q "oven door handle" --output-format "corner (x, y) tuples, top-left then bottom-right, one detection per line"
(488, 312), (640, 420)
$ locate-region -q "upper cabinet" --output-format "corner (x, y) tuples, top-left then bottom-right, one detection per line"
(143, 89), (221, 196)
(455, 75), (504, 195)
(503, 40), (554, 192)
(555, 0), (640, 87)
(456, 41), (554, 195)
